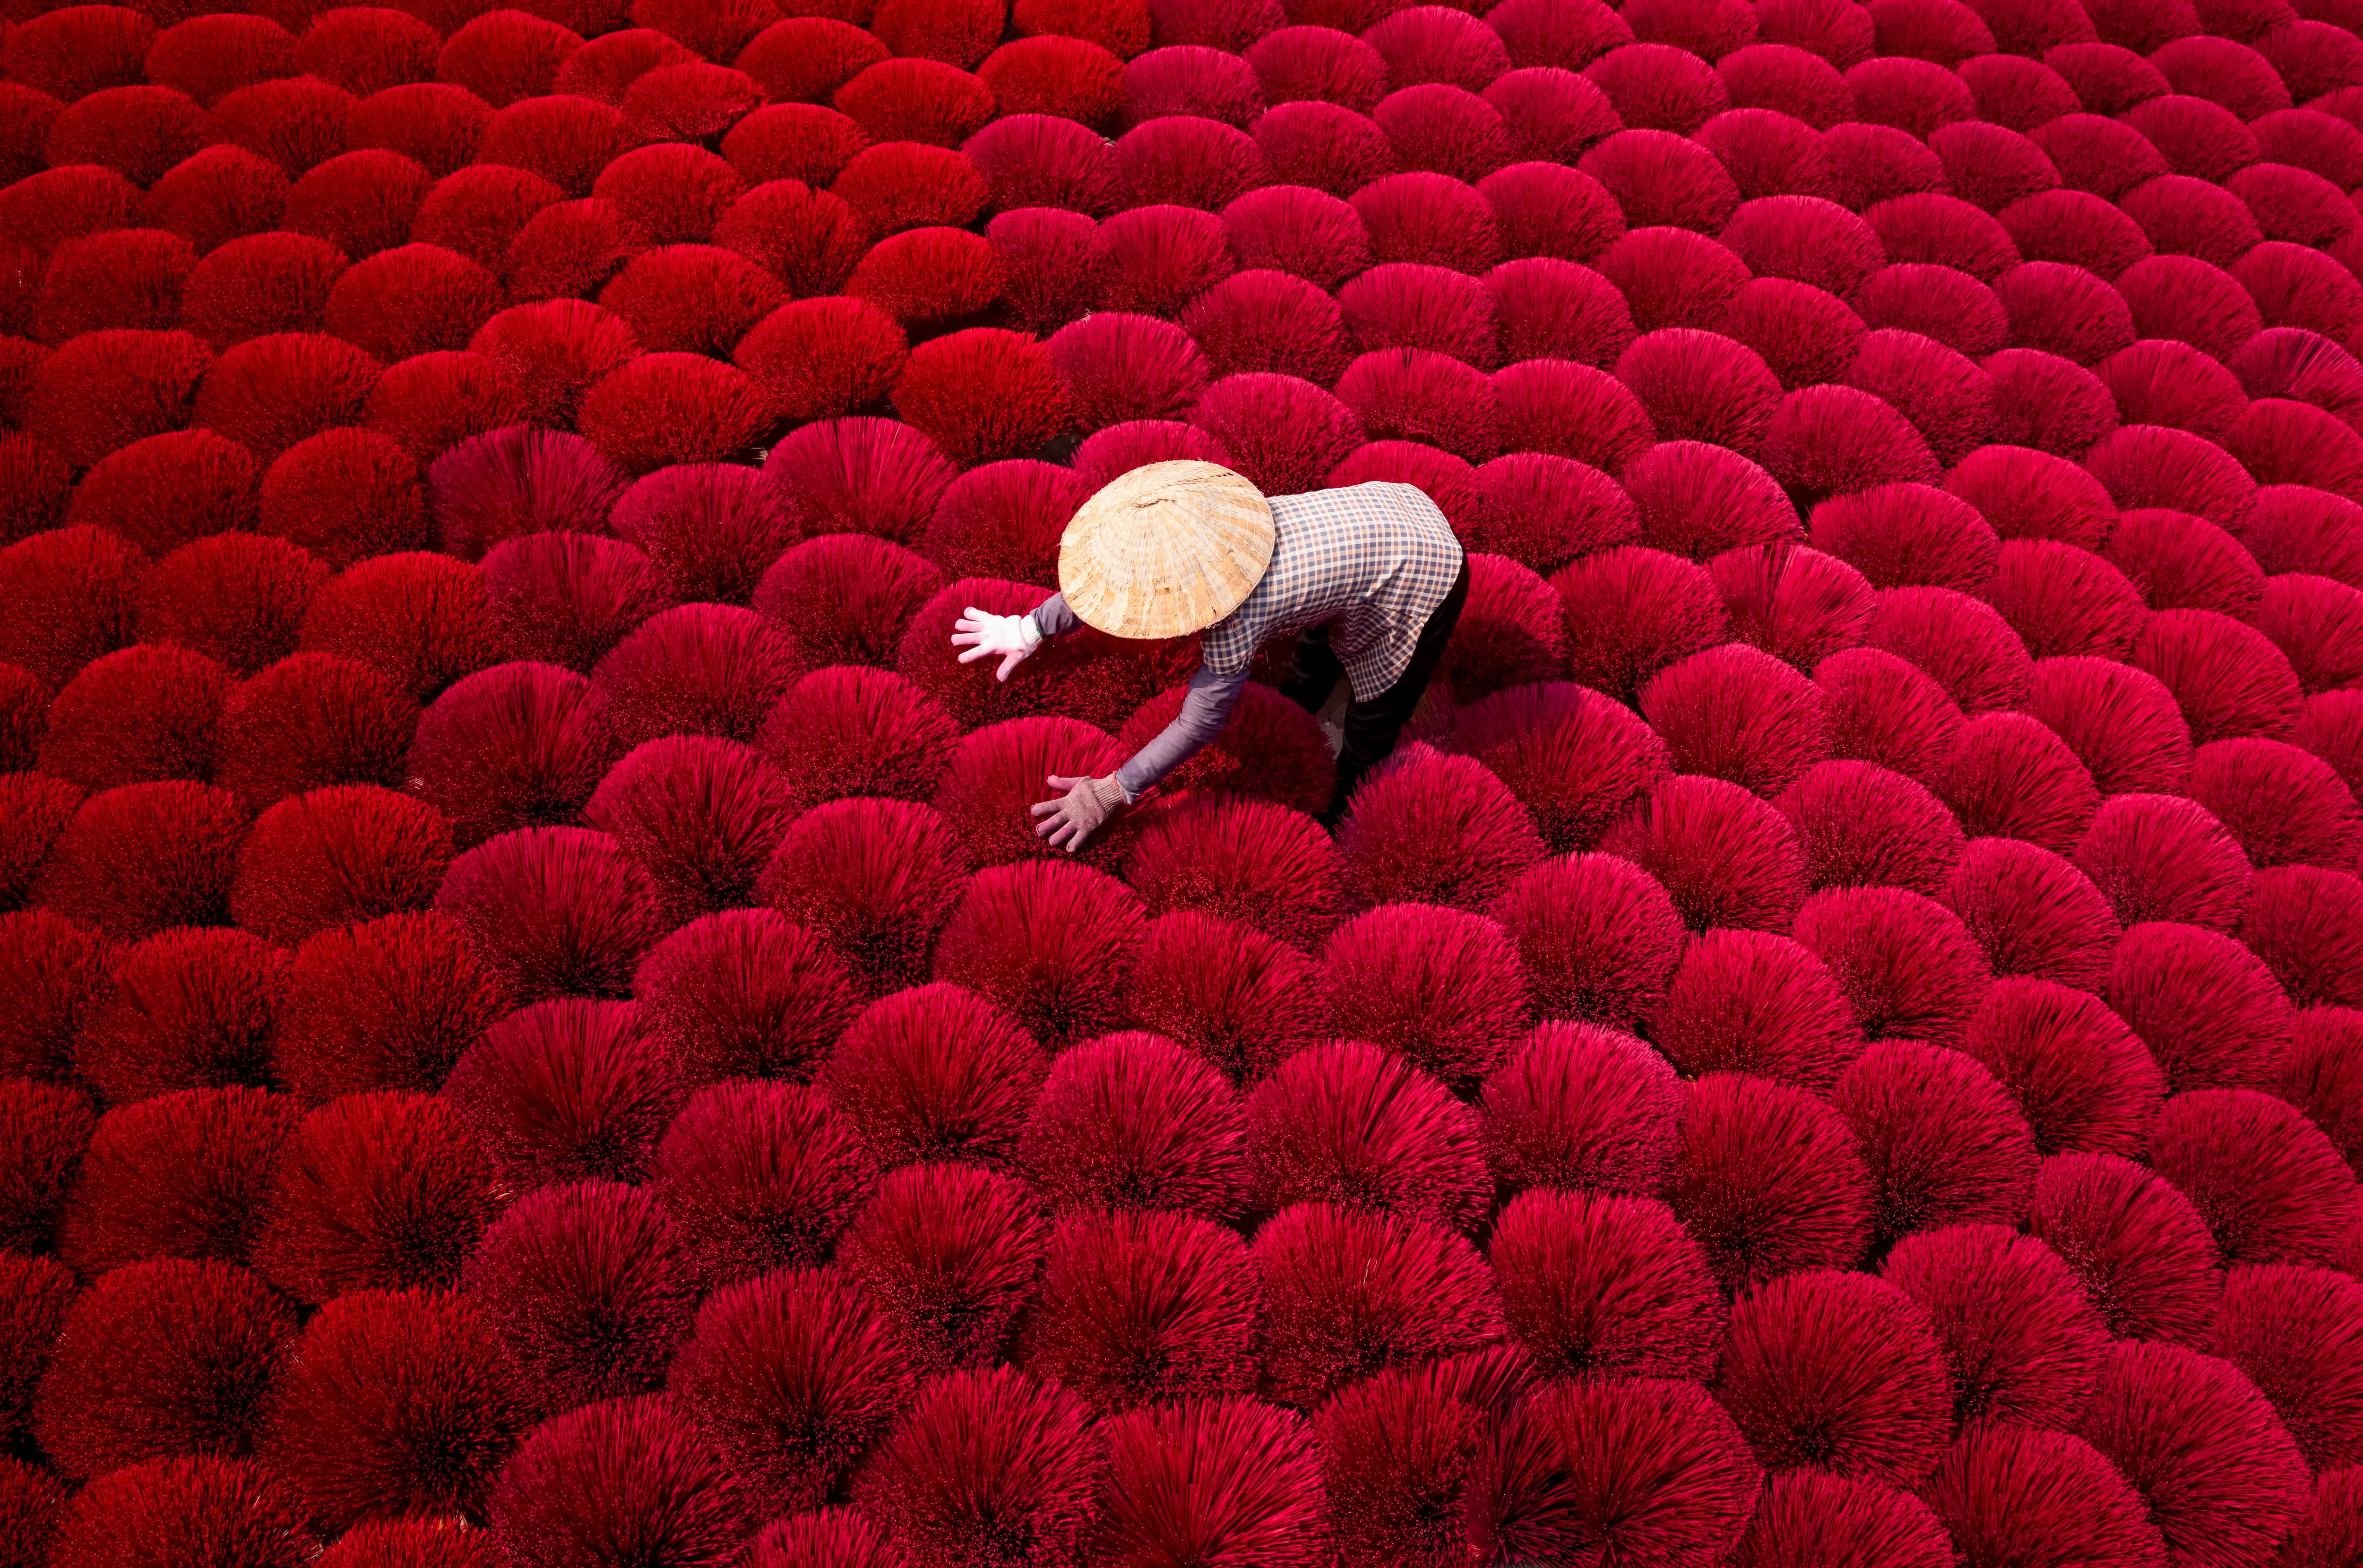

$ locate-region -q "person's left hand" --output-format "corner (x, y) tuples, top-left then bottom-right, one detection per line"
(951, 607), (1037, 681)
(1031, 774), (1129, 852)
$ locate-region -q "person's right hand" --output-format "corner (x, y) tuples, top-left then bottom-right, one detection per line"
(951, 607), (1038, 681)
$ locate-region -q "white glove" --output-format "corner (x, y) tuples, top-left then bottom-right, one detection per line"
(951, 606), (1041, 681)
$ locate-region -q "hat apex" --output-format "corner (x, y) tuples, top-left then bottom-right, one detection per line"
(1056, 461), (1276, 639)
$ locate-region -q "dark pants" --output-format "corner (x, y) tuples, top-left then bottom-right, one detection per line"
(1279, 556), (1472, 827)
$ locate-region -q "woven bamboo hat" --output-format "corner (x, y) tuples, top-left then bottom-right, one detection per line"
(1056, 460), (1276, 639)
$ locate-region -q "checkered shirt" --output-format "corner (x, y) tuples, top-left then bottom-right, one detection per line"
(1200, 481), (1465, 699)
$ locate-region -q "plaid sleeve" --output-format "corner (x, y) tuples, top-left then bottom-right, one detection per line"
(1198, 594), (1271, 677)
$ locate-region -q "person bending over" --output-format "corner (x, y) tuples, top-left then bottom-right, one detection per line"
(951, 460), (1469, 851)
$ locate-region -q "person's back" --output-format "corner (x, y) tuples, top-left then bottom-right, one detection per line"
(1200, 481), (1462, 711)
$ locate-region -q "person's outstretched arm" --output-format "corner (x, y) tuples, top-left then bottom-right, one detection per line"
(1115, 663), (1245, 796)
(1032, 661), (1248, 850)
(950, 593), (1078, 680)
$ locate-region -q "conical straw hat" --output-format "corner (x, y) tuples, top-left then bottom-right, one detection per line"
(1057, 460), (1276, 639)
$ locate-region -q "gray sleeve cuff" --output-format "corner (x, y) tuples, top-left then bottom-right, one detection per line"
(1026, 592), (1080, 641)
